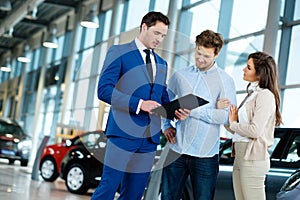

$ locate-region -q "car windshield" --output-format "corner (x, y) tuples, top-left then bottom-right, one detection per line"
(74, 132), (101, 147)
(0, 122), (24, 137)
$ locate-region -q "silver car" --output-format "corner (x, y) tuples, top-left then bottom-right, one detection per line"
(0, 117), (31, 166)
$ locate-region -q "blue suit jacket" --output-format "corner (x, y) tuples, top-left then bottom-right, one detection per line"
(97, 40), (170, 144)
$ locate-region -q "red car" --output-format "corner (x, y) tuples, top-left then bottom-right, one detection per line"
(39, 130), (104, 182)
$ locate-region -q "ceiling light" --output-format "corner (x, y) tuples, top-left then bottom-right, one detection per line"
(0, 0), (12, 11)
(1, 57), (11, 72)
(80, 4), (99, 29)
(25, 7), (38, 20)
(3, 27), (13, 38)
(17, 45), (31, 63)
(17, 56), (31, 63)
(1, 66), (11, 72)
(43, 28), (58, 48)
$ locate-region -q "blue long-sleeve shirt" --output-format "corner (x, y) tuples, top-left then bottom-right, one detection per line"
(163, 64), (237, 157)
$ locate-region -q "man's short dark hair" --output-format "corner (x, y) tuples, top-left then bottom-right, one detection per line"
(195, 30), (224, 55)
(140, 11), (170, 31)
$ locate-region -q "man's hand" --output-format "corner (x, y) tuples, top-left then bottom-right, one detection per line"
(141, 100), (161, 113)
(175, 108), (190, 120)
(164, 127), (176, 144)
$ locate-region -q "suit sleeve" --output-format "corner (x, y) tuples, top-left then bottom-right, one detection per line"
(97, 45), (140, 113)
(161, 62), (170, 105)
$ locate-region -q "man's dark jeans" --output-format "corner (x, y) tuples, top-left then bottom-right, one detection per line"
(161, 150), (219, 200)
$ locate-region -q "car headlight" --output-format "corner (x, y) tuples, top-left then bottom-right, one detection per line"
(18, 138), (32, 151)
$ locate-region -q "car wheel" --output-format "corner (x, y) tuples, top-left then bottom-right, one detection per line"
(40, 157), (59, 181)
(20, 159), (28, 167)
(65, 164), (89, 194)
(8, 159), (15, 165)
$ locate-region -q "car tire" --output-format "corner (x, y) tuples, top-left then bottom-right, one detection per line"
(8, 159), (14, 165)
(20, 159), (28, 167)
(65, 163), (89, 194)
(40, 157), (59, 181)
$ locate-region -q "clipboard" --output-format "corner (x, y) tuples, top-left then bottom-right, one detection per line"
(151, 94), (209, 119)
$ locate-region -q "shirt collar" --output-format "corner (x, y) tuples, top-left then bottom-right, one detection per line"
(192, 62), (218, 74)
(250, 81), (260, 91)
(135, 37), (148, 50)
(135, 38), (154, 56)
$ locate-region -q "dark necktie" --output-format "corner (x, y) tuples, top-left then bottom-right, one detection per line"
(143, 49), (153, 82)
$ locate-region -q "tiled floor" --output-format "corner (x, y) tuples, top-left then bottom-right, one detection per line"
(0, 159), (94, 200)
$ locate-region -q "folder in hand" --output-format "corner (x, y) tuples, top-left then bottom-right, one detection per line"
(151, 94), (209, 119)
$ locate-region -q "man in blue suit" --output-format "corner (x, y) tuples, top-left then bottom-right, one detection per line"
(91, 12), (189, 200)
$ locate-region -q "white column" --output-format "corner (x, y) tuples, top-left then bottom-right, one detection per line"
(263, 0), (281, 57)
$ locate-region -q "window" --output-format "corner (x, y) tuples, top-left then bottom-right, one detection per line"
(78, 49), (94, 79)
(285, 25), (300, 85)
(285, 136), (300, 162)
(187, 0), (220, 39)
(154, 0), (170, 14)
(281, 88), (300, 127)
(126, 0), (150, 31)
(224, 34), (264, 91)
(294, 0), (300, 20)
(229, 0), (269, 38)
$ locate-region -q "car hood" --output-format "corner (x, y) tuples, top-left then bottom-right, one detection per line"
(45, 143), (66, 149)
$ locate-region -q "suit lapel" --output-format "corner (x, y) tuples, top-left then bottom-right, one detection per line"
(153, 53), (166, 84)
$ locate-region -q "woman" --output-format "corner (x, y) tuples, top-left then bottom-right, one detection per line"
(228, 52), (283, 200)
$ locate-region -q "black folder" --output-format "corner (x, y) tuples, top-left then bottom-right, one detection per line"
(151, 94), (209, 119)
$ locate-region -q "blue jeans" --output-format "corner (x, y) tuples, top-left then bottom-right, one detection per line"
(161, 150), (219, 200)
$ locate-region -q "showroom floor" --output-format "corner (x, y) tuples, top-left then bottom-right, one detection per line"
(0, 159), (97, 200)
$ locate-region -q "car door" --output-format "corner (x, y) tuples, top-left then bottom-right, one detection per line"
(266, 128), (300, 199)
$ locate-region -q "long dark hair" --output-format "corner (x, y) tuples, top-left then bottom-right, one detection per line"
(247, 52), (283, 126)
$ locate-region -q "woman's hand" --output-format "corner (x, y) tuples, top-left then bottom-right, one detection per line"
(229, 105), (238, 123)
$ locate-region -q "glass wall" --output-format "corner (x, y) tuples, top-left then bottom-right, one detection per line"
(1, 0), (300, 148)
(229, 0), (269, 38)
(174, 0), (300, 128)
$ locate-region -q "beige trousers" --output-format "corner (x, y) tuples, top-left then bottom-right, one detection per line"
(233, 142), (270, 200)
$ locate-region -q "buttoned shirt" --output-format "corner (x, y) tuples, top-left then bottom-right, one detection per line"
(233, 82), (259, 142)
(163, 64), (237, 158)
(135, 38), (157, 114)
(135, 38), (156, 78)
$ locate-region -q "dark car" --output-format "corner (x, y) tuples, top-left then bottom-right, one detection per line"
(39, 130), (103, 182)
(215, 128), (300, 200)
(144, 128), (300, 200)
(276, 168), (300, 199)
(60, 130), (108, 194)
(0, 117), (32, 166)
(60, 132), (164, 195)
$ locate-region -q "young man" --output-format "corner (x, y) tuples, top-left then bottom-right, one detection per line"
(161, 29), (237, 200)
(92, 12), (189, 200)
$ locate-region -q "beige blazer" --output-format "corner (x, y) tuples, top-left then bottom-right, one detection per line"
(230, 88), (276, 160)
